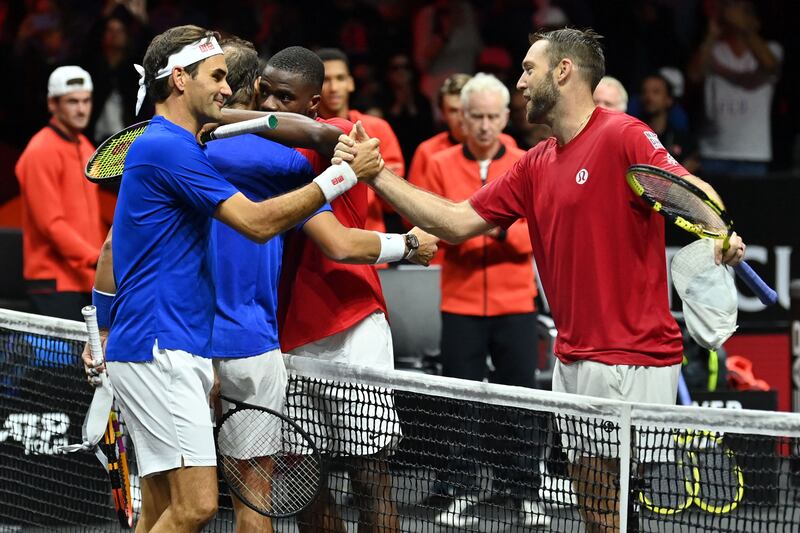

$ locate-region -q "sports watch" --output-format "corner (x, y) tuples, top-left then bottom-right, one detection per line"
(404, 233), (419, 259)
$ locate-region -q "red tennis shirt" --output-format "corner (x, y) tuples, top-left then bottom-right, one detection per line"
(470, 108), (686, 367)
(278, 117), (388, 353)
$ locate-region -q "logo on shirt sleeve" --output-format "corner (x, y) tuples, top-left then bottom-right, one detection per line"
(644, 131), (664, 150)
(665, 153), (679, 166)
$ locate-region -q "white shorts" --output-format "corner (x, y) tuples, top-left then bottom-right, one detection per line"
(213, 349), (288, 460)
(214, 348), (287, 412)
(107, 341), (216, 477)
(289, 311), (402, 456)
(552, 359), (680, 462)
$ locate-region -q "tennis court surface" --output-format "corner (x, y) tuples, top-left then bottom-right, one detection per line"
(2, 309), (799, 532)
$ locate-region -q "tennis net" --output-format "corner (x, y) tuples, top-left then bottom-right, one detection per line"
(1, 308), (799, 532)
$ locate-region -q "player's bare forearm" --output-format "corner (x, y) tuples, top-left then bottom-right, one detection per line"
(333, 126), (489, 243)
(95, 227), (117, 293)
(683, 175), (747, 265)
(684, 174), (724, 209)
(216, 185), (326, 244)
(219, 109), (340, 152)
(305, 215), (382, 263)
(370, 168), (491, 244)
(329, 228), (382, 264)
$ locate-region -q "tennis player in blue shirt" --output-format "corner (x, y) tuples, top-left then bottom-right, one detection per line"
(99, 25), (382, 533)
(206, 37), (323, 533)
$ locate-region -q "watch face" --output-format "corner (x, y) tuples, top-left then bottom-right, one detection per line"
(406, 233), (419, 249)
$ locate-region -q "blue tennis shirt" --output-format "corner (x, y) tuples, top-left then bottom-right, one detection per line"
(106, 116), (238, 362)
(205, 134), (314, 358)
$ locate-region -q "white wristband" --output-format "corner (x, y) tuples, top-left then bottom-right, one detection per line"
(313, 162), (357, 202)
(374, 232), (406, 264)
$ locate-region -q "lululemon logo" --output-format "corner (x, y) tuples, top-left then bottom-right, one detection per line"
(576, 168), (589, 184)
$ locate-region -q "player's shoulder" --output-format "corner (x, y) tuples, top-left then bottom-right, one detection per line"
(356, 112), (390, 128)
(598, 107), (644, 127)
(525, 137), (557, 158)
(597, 109), (654, 138)
(130, 120), (198, 166)
(350, 110), (395, 135)
(318, 116), (353, 133)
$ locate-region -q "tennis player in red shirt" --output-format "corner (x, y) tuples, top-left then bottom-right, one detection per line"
(260, 46), (435, 533)
(334, 28), (746, 532)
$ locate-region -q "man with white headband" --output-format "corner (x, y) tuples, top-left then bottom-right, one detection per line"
(100, 25), (383, 532)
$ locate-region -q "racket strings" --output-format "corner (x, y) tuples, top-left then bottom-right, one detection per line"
(638, 430), (742, 515)
(218, 408), (321, 516)
(88, 125), (148, 180)
(631, 171), (729, 237)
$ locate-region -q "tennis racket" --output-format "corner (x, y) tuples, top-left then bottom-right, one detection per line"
(639, 430), (744, 515)
(626, 164), (777, 306)
(84, 114), (279, 183)
(82, 306), (134, 529)
(215, 395), (323, 518)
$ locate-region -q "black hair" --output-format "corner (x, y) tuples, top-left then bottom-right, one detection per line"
(266, 46), (325, 91)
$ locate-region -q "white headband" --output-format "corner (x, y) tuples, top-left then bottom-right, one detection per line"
(134, 36), (224, 115)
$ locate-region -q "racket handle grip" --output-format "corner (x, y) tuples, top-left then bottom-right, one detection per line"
(733, 261), (778, 306)
(201, 114), (278, 143)
(82, 305), (105, 367)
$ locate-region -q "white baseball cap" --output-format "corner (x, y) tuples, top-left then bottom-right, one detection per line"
(671, 239), (738, 350)
(48, 66), (93, 98)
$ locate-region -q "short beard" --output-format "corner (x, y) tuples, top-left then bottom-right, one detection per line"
(526, 71), (559, 123)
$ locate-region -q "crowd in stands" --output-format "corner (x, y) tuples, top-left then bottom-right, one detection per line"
(2, 0), (797, 181)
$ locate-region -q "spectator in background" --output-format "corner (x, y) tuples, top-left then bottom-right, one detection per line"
(408, 73), (518, 264)
(640, 73), (700, 173)
(409, 73), (518, 193)
(688, 0), (782, 177)
(317, 48), (405, 234)
(378, 52), (434, 166)
(84, 8), (145, 144)
(15, 66), (104, 320)
(413, 0), (482, 107)
(422, 74), (547, 529)
(628, 66), (691, 133)
(593, 75), (628, 112)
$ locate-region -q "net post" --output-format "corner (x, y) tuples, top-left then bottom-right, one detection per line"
(618, 404), (631, 533)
